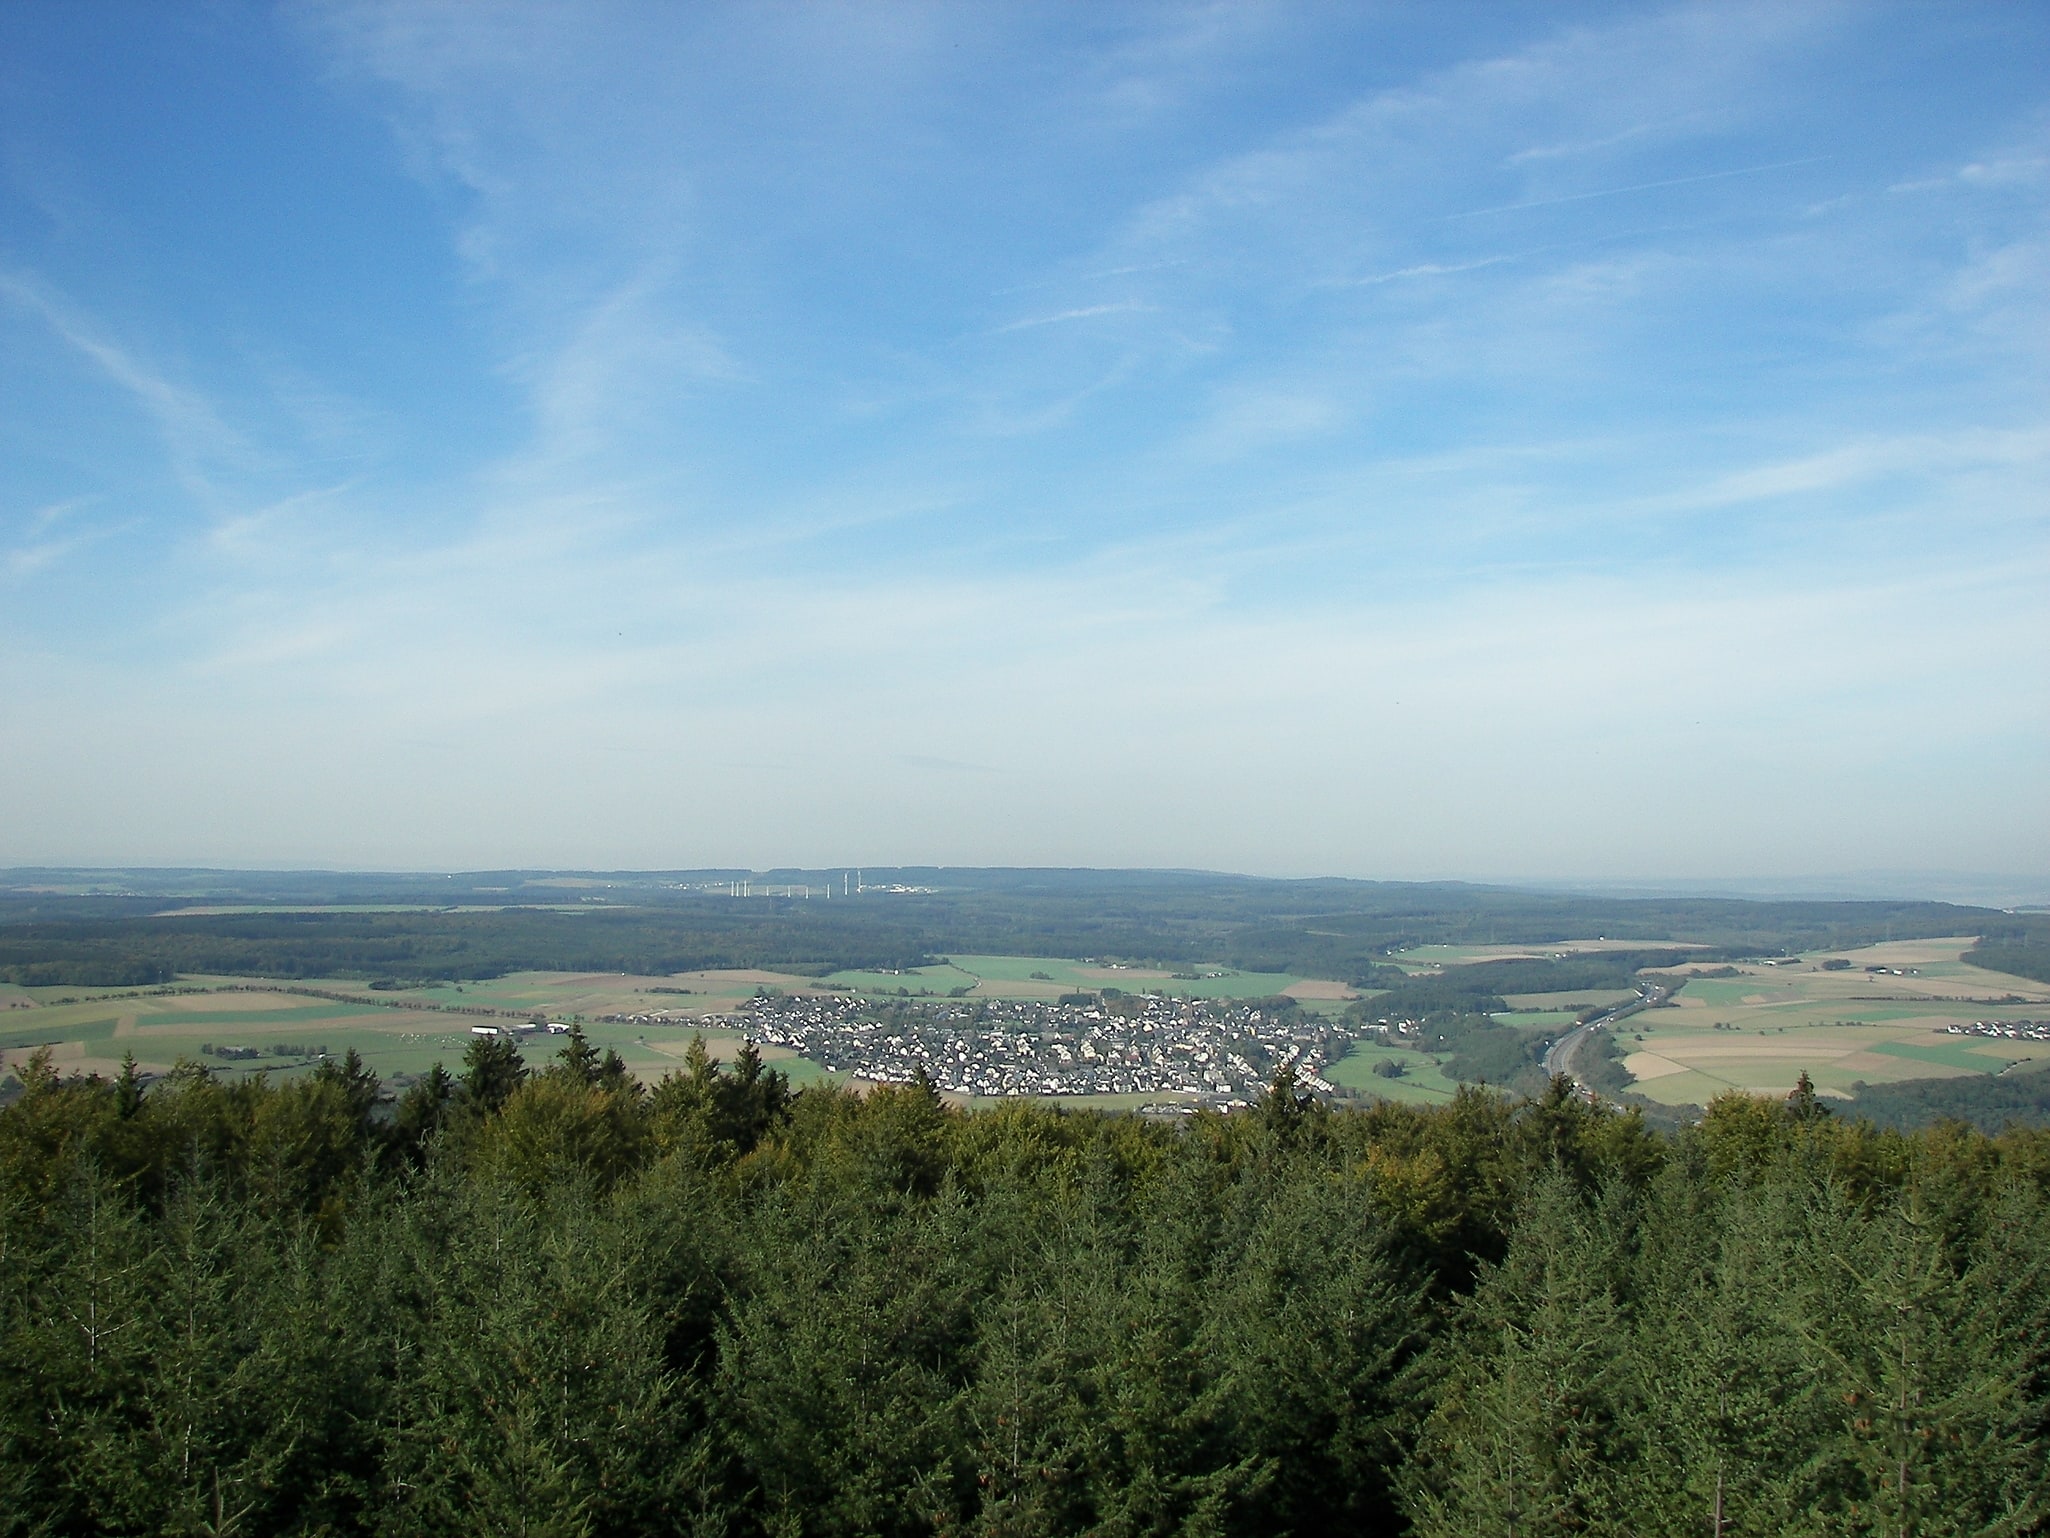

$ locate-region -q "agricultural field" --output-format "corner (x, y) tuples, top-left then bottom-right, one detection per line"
(17, 935), (2037, 1114)
(343, 968), (803, 1019)
(0, 972), (822, 1091)
(1500, 988), (1640, 1012)
(1327, 1041), (1462, 1103)
(1491, 1008), (1583, 1031)
(1619, 937), (2050, 1105)
(819, 955), (1350, 1007)
(0, 954), (1354, 1097)
(1386, 939), (1708, 974)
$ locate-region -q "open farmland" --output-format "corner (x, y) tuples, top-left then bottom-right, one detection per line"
(0, 955), (1353, 1101)
(0, 972), (823, 1090)
(820, 955), (1348, 1006)
(1619, 937), (2050, 1104)
(1491, 1008), (1583, 1031)
(1386, 939), (1709, 974)
(332, 968), (810, 1019)
(9, 932), (2042, 1114)
(1500, 987), (1640, 1013)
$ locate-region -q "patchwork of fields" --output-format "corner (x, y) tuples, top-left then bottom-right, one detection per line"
(6, 935), (2044, 1115)
(0, 954), (1345, 1098)
(818, 954), (1346, 1005)
(1387, 939), (1708, 974)
(0, 971), (819, 1089)
(1619, 938), (2050, 1104)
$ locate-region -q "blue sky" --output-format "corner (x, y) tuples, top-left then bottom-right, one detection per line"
(2, 2), (2045, 887)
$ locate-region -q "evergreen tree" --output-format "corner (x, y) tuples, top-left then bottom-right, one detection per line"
(2, 1047), (2045, 1538)
(553, 1025), (600, 1086)
(460, 1032), (527, 1115)
(1405, 1172), (1639, 1536)
(391, 1062), (456, 1167)
(115, 1051), (145, 1120)
(1789, 1180), (2045, 1535)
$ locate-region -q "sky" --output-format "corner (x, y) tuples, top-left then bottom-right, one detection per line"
(1, 2), (2045, 889)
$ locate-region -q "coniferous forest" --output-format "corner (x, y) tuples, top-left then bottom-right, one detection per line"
(2, 1031), (2046, 1537)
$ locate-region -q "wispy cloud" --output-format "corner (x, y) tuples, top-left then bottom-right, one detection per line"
(0, 268), (251, 502)
(3, 1), (2044, 873)
(1350, 256), (1518, 285)
(1662, 428), (2050, 513)
(993, 302), (1151, 334)
(1442, 155), (1832, 219)
(4, 498), (111, 582)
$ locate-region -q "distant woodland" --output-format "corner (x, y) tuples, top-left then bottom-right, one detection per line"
(3, 867), (2040, 989)
(2, 1031), (2046, 1537)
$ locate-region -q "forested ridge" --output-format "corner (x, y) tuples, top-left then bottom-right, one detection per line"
(3, 1032), (2046, 1537)
(3, 867), (2030, 988)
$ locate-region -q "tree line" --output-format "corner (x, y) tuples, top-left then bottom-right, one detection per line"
(1, 1034), (2046, 1536)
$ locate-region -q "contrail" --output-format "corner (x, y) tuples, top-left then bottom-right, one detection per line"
(1444, 156), (1832, 220)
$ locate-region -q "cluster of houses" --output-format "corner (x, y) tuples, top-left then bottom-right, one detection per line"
(1946, 1019), (2050, 1042)
(737, 991), (1348, 1104)
(468, 1020), (573, 1039)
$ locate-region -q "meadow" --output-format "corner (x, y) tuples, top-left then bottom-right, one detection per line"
(1619, 937), (2050, 1105)
(1326, 1040), (1463, 1102)
(1490, 1008), (1583, 1031)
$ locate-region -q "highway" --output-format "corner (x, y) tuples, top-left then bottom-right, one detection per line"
(1541, 982), (1670, 1092)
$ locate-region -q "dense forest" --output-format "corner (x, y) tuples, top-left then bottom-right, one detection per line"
(3, 1032), (2045, 1536)
(2, 866), (2035, 989)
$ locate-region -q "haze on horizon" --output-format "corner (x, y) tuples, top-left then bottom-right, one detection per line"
(1, 2), (2044, 886)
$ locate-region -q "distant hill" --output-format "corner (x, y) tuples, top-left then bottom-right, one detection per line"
(0, 865), (2018, 989)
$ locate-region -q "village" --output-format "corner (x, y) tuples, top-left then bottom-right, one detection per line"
(728, 990), (1352, 1106)
(1948, 1019), (2050, 1042)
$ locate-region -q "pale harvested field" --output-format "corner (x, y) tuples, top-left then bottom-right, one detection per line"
(667, 968), (813, 988)
(145, 991), (336, 1014)
(1394, 939), (1709, 969)
(1282, 978), (1355, 1000)
(1657, 938), (2050, 1006)
(818, 956), (1336, 1004)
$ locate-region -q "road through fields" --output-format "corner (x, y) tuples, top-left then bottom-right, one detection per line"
(1543, 982), (1668, 1091)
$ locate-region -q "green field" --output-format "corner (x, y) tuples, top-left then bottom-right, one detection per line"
(1865, 1038), (2013, 1073)
(1501, 988), (1638, 1012)
(1327, 1042), (1461, 1102)
(821, 955), (1339, 1005)
(300, 969), (790, 1018)
(821, 961), (984, 995)
(1492, 1009), (1581, 1030)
